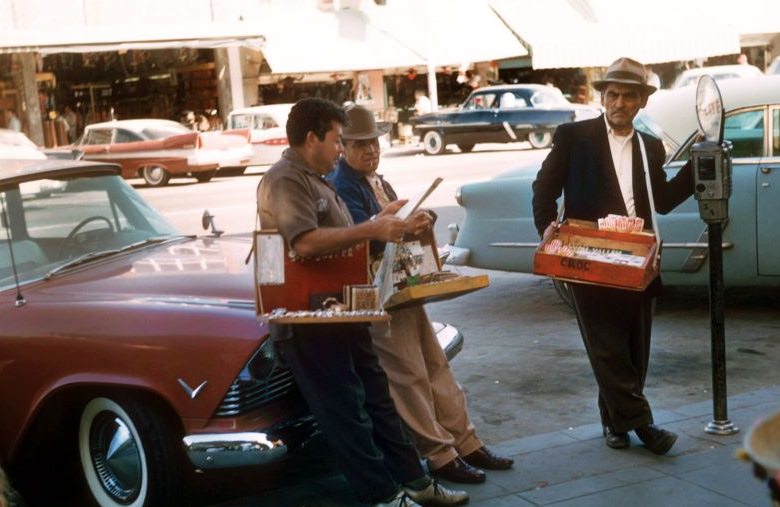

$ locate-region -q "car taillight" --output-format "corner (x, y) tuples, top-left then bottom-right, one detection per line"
(261, 138), (289, 146)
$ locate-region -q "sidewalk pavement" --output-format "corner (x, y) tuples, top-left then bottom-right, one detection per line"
(212, 386), (780, 507)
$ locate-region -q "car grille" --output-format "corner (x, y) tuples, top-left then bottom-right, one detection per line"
(215, 366), (299, 417)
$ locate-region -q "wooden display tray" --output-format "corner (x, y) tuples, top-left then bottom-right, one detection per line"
(255, 231), (370, 315)
(268, 312), (390, 324)
(384, 274), (490, 310)
(533, 219), (659, 291)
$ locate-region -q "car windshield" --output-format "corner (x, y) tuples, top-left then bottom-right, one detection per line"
(0, 174), (179, 289)
(530, 88), (570, 107)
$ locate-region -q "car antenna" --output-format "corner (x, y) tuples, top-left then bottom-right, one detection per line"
(0, 193), (26, 307)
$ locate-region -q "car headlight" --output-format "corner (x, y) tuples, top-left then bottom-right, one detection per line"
(239, 339), (277, 381)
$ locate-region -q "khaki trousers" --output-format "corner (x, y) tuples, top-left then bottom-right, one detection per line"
(370, 305), (483, 470)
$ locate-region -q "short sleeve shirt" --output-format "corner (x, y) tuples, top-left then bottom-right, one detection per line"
(257, 148), (354, 252)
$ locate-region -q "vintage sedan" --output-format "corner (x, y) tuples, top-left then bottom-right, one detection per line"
(410, 84), (601, 155)
(0, 159), (463, 507)
(447, 75), (780, 291)
(74, 119), (252, 187)
(669, 64), (763, 89)
(225, 103), (293, 171)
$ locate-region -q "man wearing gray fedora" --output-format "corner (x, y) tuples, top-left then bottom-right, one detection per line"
(532, 57), (694, 455)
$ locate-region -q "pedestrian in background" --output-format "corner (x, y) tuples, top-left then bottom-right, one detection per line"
(532, 57), (694, 455)
(329, 104), (514, 484)
(4, 109), (21, 132)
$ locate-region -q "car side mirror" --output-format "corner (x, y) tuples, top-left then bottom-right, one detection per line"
(201, 210), (224, 237)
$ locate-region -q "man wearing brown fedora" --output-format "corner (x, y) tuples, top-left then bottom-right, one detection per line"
(257, 98), (469, 507)
(532, 57), (694, 455)
(329, 105), (514, 484)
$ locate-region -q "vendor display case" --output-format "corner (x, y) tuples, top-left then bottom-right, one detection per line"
(533, 219), (660, 291)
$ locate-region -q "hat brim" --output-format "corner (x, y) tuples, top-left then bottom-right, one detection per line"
(341, 121), (392, 140)
(592, 78), (657, 95)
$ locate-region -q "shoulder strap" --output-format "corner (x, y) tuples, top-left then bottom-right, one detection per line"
(636, 133), (662, 267)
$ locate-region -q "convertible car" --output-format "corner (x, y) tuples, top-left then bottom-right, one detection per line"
(447, 75), (780, 290)
(0, 159), (463, 507)
(410, 84), (601, 155)
(73, 119), (252, 187)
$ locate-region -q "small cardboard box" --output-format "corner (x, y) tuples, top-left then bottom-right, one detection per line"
(533, 219), (659, 291)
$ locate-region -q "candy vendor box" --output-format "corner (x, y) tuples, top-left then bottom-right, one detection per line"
(533, 219), (660, 291)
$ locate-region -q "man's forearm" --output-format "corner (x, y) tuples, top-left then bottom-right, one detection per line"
(292, 222), (378, 258)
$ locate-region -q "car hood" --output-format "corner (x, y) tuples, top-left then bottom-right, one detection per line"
(34, 236), (256, 306)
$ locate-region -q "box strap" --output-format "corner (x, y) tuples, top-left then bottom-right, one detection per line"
(637, 133), (662, 268)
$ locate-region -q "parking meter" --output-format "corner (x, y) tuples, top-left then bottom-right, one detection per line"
(693, 141), (732, 223)
(692, 75), (732, 224)
(693, 75), (738, 436)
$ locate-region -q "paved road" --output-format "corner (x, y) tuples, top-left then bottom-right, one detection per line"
(136, 143), (780, 506)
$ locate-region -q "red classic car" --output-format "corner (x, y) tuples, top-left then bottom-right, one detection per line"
(74, 119), (252, 187)
(0, 159), (462, 507)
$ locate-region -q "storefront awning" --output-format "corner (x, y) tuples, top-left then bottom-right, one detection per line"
(257, 0), (528, 74)
(0, 0), (265, 54)
(489, 0), (741, 69)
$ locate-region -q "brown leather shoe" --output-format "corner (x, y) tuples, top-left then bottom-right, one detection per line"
(603, 426), (630, 450)
(462, 446), (514, 470)
(430, 457), (486, 484)
(635, 424), (678, 455)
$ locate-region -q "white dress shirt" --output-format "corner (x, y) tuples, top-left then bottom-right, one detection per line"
(604, 115), (636, 217)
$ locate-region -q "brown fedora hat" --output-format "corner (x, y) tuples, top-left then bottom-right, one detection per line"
(342, 105), (391, 140)
(592, 57), (657, 95)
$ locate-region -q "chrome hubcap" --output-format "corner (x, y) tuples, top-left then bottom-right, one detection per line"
(90, 412), (142, 503)
(145, 167), (163, 184)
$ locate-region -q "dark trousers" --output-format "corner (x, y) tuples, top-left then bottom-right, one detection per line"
(277, 324), (425, 503)
(570, 284), (654, 433)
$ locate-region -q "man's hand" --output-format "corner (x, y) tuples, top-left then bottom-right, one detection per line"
(378, 199), (407, 217)
(371, 215), (408, 243)
(403, 210), (433, 238)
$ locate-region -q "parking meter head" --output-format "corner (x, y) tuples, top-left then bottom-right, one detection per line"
(695, 75), (724, 144)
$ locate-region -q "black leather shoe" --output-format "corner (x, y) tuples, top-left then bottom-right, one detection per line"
(603, 426), (630, 449)
(634, 424), (678, 455)
(462, 446), (514, 470)
(430, 457), (486, 484)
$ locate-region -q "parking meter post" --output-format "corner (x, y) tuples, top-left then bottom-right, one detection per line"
(703, 221), (737, 435)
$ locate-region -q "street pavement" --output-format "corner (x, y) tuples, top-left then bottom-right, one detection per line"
(208, 386), (780, 506)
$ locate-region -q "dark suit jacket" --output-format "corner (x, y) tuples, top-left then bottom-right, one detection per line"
(532, 115), (693, 294)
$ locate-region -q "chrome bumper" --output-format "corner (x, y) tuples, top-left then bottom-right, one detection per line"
(183, 431), (288, 469)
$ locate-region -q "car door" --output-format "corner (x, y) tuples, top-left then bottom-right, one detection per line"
(449, 91), (503, 144)
(660, 107), (767, 286)
(757, 107), (780, 275)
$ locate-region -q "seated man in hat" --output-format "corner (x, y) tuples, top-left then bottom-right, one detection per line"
(328, 104), (514, 484)
(532, 57), (694, 455)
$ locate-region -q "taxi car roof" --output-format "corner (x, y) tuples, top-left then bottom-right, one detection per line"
(641, 75), (780, 148)
(0, 159), (120, 186)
